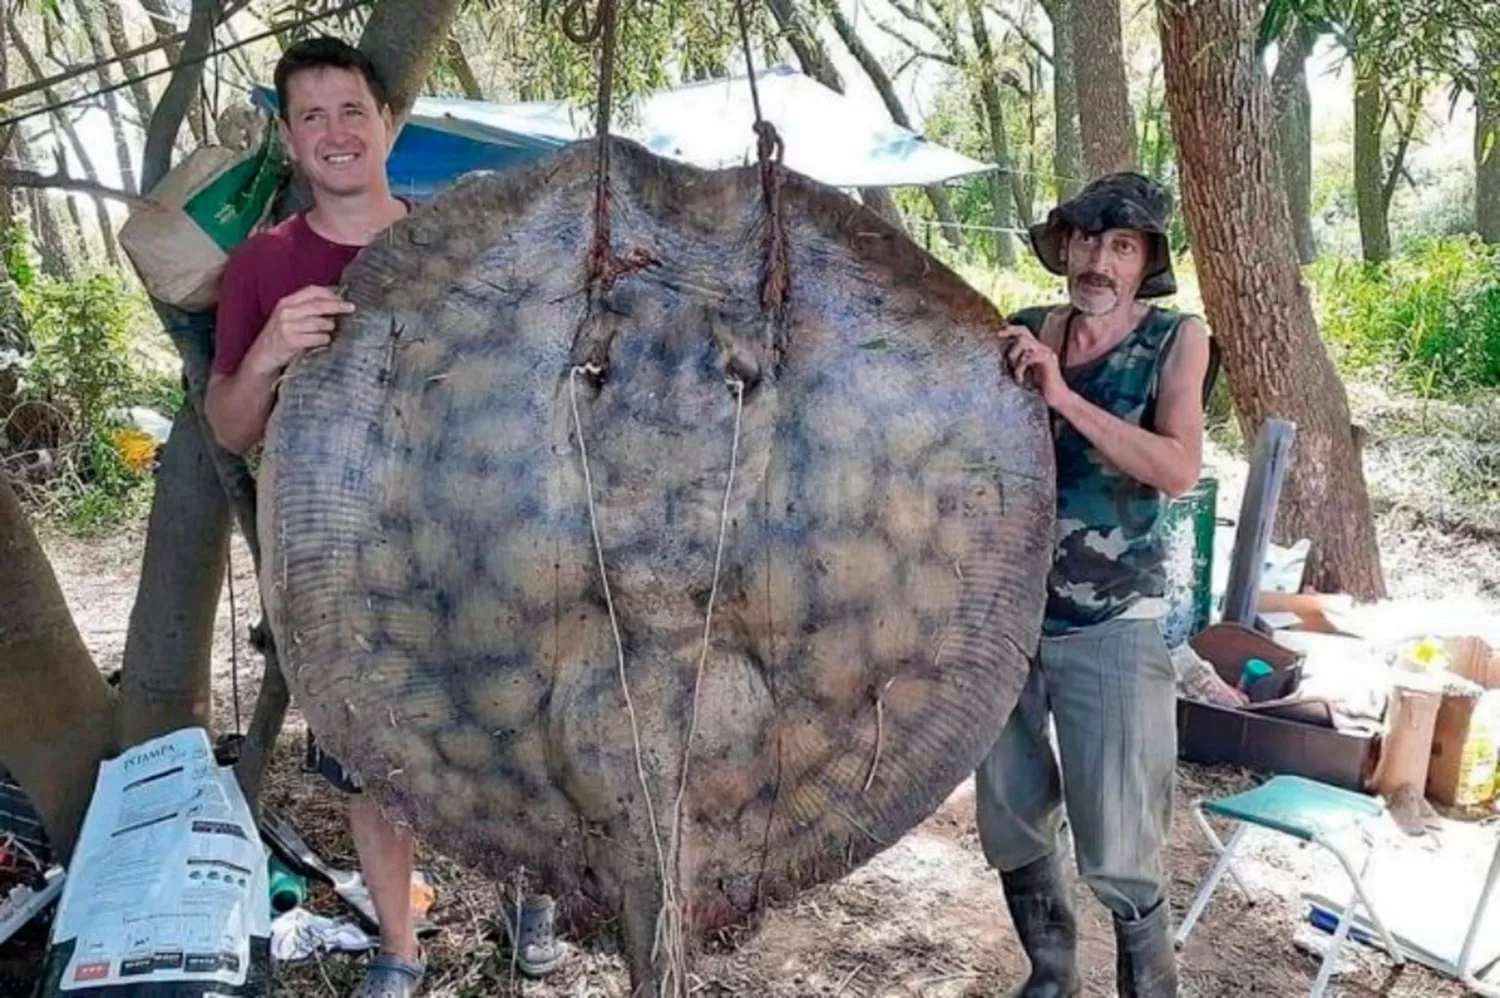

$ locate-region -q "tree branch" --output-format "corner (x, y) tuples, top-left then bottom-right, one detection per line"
(886, 0), (949, 41)
(444, 36), (484, 99)
(1381, 95), (1419, 210)
(766, 0), (846, 90)
(874, 19), (957, 66)
(0, 165), (153, 207)
(141, 0), (221, 194)
(985, 1), (1052, 64)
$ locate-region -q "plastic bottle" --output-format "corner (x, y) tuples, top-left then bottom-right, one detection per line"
(1238, 657), (1274, 693)
(1456, 691), (1500, 808)
(268, 854), (308, 914)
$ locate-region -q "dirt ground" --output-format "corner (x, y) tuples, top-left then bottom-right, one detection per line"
(6, 509), (1492, 997)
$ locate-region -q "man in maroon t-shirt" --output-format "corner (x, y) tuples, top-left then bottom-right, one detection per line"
(207, 38), (561, 995)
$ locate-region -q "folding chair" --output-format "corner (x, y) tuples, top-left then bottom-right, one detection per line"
(1462, 834), (1500, 996)
(1175, 774), (1406, 998)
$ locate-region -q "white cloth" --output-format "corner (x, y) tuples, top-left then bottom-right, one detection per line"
(270, 907), (376, 962)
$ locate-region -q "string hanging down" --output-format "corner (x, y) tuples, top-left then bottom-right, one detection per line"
(562, 0), (659, 297)
(734, 0), (790, 319)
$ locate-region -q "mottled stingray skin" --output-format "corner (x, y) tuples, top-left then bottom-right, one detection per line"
(260, 137), (1054, 987)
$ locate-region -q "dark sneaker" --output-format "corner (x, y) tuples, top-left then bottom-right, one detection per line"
(499, 893), (564, 978)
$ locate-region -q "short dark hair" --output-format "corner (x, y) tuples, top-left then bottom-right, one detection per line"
(273, 36), (390, 121)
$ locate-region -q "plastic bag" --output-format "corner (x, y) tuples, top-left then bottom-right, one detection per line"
(36, 727), (270, 996)
(119, 117), (286, 311)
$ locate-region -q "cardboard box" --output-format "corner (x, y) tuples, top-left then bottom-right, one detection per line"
(1427, 636), (1500, 807)
(1176, 623), (1378, 791)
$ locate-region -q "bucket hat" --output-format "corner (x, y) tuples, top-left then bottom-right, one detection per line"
(1027, 172), (1176, 299)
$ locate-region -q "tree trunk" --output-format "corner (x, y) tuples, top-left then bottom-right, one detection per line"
(1478, 52), (1500, 243)
(1012, 63), (1039, 226)
(0, 18), (22, 355)
(1352, 60), (1390, 263)
(142, 0), (221, 193)
(358, 0), (466, 123)
(966, 0), (1018, 266)
(9, 14), (123, 269)
(103, 1), (155, 129)
(30, 190), (75, 279)
(12, 132), (74, 279)
(79, 1), (139, 194)
(53, 145), (95, 270)
(1273, 28), (1316, 264)
(444, 36), (484, 100)
(138, 0), (209, 148)
(1041, 0), (1084, 198)
(1157, 0), (1386, 599)
(811, 0), (959, 247)
(1072, 0), (1137, 176)
(0, 475), (118, 859)
(765, 0), (910, 228)
(117, 412), (231, 745)
(767, 0), (839, 84)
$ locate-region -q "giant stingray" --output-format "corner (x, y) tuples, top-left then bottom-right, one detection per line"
(260, 136), (1055, 993)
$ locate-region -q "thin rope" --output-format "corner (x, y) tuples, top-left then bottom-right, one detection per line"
(664, 375), (745, 978)
(567, 364), (681, 994)
(227, 547), (242, 737)
(560, 0), (621, 292)
(734, 0), (789, 317)
(671, 377), (744, 819)
(904, 217), (1032, 236)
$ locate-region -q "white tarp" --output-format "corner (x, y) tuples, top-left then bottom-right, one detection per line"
(41, 727), (270, 995)
(409, 66), (995, 189)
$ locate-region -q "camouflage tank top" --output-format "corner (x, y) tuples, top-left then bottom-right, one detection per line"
(1010, 305), (1189, 636)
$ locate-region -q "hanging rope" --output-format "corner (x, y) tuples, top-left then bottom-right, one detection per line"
(561, 0), (658, 297)
(558, 8), (783, 993)
(734, 0), (790, 319)
(569, 363), (688, 997)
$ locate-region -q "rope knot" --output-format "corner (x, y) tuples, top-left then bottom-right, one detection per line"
(752, 120), (783, 169)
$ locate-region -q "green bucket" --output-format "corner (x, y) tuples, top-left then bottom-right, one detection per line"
(1160, 477), (1217, 647)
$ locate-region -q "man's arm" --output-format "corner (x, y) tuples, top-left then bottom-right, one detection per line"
(204, 362), (279, 457)
(1008, 318), (1210, 497)
(205, 285), (354, 455)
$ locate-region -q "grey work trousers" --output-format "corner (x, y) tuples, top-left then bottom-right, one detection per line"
(975, 616), (1177, 920)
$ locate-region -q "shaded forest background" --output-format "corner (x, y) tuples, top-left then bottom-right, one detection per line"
(2, 0), (1497, 537)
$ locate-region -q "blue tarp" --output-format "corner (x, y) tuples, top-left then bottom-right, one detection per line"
(252, 67), (993, 199)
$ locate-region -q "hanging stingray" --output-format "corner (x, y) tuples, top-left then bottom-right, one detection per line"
(259, 3), (1054, 992)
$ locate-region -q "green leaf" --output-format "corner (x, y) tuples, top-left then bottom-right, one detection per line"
(857, 337), (892, 351)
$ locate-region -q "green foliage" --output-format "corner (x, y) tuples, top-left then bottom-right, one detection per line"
(4, 221), (37, 291)
(21, 273), (147, 432)
(481, 0), (763, 110)
(5, 274), (174, 533)
(62, 428), (155, 536)
(1309, 235), (1500, 397)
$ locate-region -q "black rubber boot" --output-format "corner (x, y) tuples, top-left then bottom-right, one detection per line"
(999, 855), (1082, 998)
(1114, 901), (1179, 998)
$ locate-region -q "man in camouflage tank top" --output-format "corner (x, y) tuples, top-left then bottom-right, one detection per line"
(974, 174), (1210, 998)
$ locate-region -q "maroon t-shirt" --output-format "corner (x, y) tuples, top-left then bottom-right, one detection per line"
(213, 212), (361, 376)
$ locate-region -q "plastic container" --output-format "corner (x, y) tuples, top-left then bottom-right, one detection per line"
(1454, 690), (1500, 807)
(1161, 477), (1218, 648)
(268, 854), (308, 914)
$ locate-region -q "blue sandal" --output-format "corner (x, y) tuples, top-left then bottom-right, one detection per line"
(354, 953), (425, 998)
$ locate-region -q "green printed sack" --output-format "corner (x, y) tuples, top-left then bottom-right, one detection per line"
(119, 122), (286, 311)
